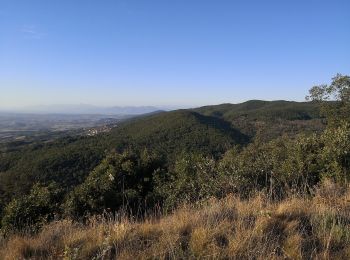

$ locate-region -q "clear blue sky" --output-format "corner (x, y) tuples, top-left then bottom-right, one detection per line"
(0, 0), (349, 108)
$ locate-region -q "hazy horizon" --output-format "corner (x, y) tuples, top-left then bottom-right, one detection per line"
(0, 99), (313, 114)
(1, 0), (349, 108)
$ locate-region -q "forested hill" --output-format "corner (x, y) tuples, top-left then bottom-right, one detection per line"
(193, 100), (323, 139)
(0, 110), (247, 205)
(106, 110), (249, 155)
(0, 100), (323, 212)
(194, 100), (320, 120)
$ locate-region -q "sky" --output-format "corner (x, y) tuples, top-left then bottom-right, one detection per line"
(0, 0), (349, 109)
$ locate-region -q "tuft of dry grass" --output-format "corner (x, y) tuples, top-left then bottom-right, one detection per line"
(1, 182), (350, 259)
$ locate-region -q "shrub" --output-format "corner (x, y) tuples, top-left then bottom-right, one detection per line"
(1, 183), (63, 234)
(64, 149), (165, 219)
(218, 134), (324, 197)
(156, 153), (219, 209)
(320, 122), (350, 181)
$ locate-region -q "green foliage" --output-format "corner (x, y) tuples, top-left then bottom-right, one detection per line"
(156, 154), (219, 209)
(1, 183), (63, 233)
(320, 122), (350, 181)
(64, 149), (165, 219)
(306, 74), (350, 126)
(218, 134), (325, 197)
(0, 136), (105, 207)
(0, 101), (323, 210)
(0, 110), (247, 208)
(218, 121), (350, 197)
(108, 110), (249, 157)
(156, 120), (350, 206)
(278, 134), (323, 191)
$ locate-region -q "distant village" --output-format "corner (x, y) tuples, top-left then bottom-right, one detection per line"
(86, 125), (114, 136)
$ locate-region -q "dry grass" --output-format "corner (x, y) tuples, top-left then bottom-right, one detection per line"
(1, 181), (350, 259)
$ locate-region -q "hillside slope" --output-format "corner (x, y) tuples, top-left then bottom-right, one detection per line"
(194, 100), (324, 139)
(107, 110), (248, 155)
(0, 101), (324, 212)
(194, 100), (320, 120)
(0, 110), (247, 206)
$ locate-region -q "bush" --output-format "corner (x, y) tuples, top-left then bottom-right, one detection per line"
(320, 122), (350, 181)
(218, 134), (324, 198)
(64, 149), (165, 219)
(156, 153), (219, 209)
(1, 183), (63, 234)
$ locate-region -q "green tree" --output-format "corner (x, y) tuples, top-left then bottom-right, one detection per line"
(64, 149), (164, 219)
(306, 74), (350, 125)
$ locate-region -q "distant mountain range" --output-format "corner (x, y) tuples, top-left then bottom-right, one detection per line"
(2, 104), (165, 115)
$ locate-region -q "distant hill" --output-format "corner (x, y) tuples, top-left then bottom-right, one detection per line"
(193, 100), (324, 140)
(106, 110), (248, 156)
(194, 100), (320, 120)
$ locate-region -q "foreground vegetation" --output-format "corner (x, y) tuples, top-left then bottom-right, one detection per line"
(1, 181), (349, 259)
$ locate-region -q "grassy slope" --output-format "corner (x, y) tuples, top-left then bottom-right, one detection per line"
(1, 181), (349, 259)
